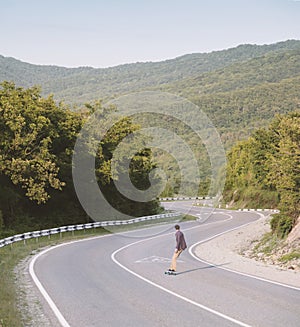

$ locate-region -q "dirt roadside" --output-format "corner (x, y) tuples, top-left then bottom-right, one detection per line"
(194, 214), (300, 288)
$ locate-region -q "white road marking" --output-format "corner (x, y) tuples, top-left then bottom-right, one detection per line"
(188, 214), (300, 292)
(135, 255), (183, 263)
(30, 210), (294, 327)
(29, 244), (72, 327)
(29, 214), (233, 326)
(111, 226), (252, 327)
(29, 235), (111, 327)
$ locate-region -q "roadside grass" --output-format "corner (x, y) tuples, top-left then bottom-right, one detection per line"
(253, 232), (281, 256)
(0, 214), (192, 327)
(252, 232), (300, 267)
(0, 228), (109, 327)
(279, 252), (300, 263)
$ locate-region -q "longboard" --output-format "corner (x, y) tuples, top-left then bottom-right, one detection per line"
(165, 270), (177, 275)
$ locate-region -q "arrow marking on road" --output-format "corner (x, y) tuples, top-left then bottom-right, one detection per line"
(135, 255), (184, 263)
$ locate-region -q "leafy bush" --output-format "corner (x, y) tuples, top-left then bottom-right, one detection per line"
(270, 213), (294, 238)
(224, 111), (299, 237)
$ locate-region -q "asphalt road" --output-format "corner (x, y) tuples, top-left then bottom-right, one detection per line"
(31, 202), (300, 327)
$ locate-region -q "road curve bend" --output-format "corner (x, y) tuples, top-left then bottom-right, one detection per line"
(30, 206), (300, 327)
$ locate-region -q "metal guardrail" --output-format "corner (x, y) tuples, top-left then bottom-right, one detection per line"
(160, 196), (214, 201)
(238, 208), (280, 213)
(0, 212), (181, 249)
(0, 204), (279, 249)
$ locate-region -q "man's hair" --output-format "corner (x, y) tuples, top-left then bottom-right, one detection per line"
(175, 224), (180, 230)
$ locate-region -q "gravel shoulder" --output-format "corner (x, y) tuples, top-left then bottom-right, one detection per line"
(194, 215), (300, 288)
(14, 250), (61, 327)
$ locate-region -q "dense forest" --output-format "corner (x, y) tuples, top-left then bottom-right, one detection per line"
(159, 49), (300, 148)
(223, 111), (300, 238)
(1, 40), (300, 105)
(0, 82), (161, 237)
(0, 40), (300, 237)
(1, 40), (300, 152)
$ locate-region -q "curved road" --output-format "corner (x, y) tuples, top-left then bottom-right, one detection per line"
(31, 203), (300, 327)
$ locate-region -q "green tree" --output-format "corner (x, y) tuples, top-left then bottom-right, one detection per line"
(0, 82), (65, 203)
(224, 111), (299, 236)
(81, 101), (162, 217)
(266, 112), (300, 221)
(0, 82), (83, 229)
(0, 83), (161, 232)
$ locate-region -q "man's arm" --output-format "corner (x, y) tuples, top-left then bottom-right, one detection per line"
(175, 231), (181, 252)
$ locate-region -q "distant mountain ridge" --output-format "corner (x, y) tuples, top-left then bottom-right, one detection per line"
(1, 39), (300, 149)
(1, 39), (300, 104)
(1, 39), (300, 200)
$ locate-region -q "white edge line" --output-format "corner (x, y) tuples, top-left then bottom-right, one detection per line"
(29, 212), (289, 327)
(29, 234), (111, 327)
(29, 244), (71, 327)
(189, 214), (300, 292)
(28, 216), (232, 326)
(111, 217), (252, 327)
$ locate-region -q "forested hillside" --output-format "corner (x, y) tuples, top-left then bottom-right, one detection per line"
(0, 40), (300, 236)
(159, 49), (300, 148)
(0, 83), (161, 237)
(1, 40), (300, 151)
(223, 111), (300, 238)
(1, 40), (300, 105)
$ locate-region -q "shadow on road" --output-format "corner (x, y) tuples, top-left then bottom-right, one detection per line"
(176, 263), (230, 275)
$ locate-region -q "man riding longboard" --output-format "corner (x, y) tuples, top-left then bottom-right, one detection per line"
(165, 224), (187, 275)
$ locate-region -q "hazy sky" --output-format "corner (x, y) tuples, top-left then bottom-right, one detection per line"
(1, 0), (300, 68)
